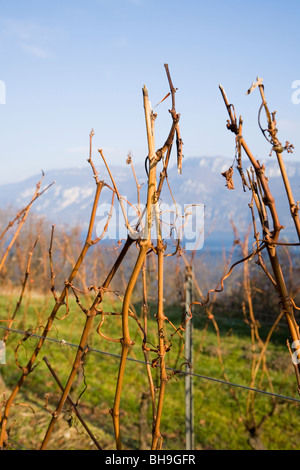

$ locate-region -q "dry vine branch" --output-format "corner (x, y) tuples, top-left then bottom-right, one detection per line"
(111, 66), (181, 450)
(0, 131), (105, 448)
(231, 221), (283, 448)
(151, 229), (167, 450)
(0, 174), (53, 242)
(219, 83), (300, 390)
(111, 84), (158, 450)
(0, 174), (54, 274)
(180, 241), (243, 400)
(141, 258), (157, 428)
(248, 78), (300, 241)
(38, 135), (142, 449)
(2, 236), (40, 343)
(43, 356), (103, 450)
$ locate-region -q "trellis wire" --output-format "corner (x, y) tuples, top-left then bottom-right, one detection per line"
(1, 325), (300, 404)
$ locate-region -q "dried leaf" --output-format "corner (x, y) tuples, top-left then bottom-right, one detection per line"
(222, 166), (235, 190)
(126, 153), (132, 165)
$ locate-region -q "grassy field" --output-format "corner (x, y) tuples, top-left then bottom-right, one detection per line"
(0, 291), (300, 451)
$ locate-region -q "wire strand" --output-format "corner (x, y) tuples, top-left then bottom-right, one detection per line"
(1, 325), (300, 404)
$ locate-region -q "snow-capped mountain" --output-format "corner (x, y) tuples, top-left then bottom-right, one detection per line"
(1, 156), (299, 249)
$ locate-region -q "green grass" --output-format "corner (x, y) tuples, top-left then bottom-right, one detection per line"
(0, 292), (300, 450)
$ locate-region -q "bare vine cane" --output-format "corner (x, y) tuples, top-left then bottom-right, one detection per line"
(141, 258), (157, 429)
(127, 155), (157, 432)
(39, 149), (136, 449)
(0, 173), (54, 273)
(0, 175), (52, 243)
(247, 78), (300, 241)
(111, 85), (158, 450)
(2, 236), (40, 343)
(231, 221), (283, 445)
(0, 130), (103, 449)
(43, 356), (103, 450)
(40, 140), (149, 449)
(39, 236), (134, 450)
(219, 84), (300, 388)
(150, 208), (168, 450)
(163, 64), (183, 174)
(112, 70), (181, 449)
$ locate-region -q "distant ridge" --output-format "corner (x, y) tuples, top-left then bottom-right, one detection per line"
(0, 156), (299, 249)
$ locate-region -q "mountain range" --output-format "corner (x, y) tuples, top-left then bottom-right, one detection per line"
(1, 156), (299, 250)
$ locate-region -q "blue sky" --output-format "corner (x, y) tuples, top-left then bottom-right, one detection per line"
(0, 0), (299, 184)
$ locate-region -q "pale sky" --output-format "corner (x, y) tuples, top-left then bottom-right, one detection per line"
(0, 0), (299, 184)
